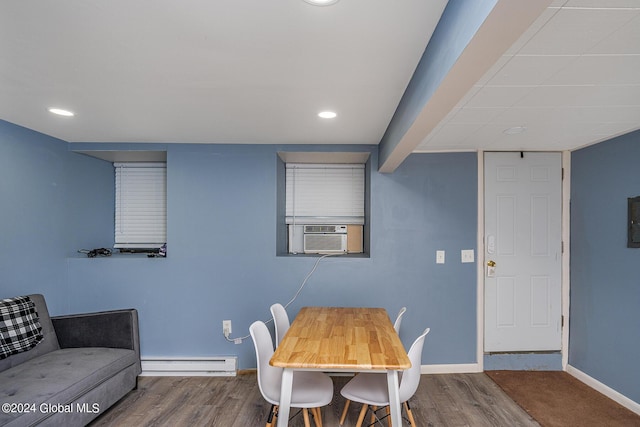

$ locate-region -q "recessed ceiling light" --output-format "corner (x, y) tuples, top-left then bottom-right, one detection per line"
(303, 0), (339, 5)
(318, 111), (337, 119)
(48, 108), (75, 117)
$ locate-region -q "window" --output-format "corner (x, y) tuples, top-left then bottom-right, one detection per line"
(114, 162), (167, 250)
(285, 163), (365, 224)
(285, 162), (365, 254)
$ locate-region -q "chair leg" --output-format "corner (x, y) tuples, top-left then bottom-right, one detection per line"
(303, 408), (311, 427)
(355, 404), (368, 427)
(266, 404), (278, 427)
(404, 401), (416, 427)
(311, 407), (323, 427)
(386, 406), (392, 427)
(339, 399), (351, 425)
(371, 406), (377, 425)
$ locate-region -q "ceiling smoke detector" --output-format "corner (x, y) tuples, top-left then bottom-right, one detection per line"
(503, 126), (527, 135)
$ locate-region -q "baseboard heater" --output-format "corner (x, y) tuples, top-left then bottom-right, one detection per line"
(141, 357), (237, 377)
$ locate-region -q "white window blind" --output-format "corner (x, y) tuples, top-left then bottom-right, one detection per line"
(285, 163), (364, 224)
(114, 162), (167, 249)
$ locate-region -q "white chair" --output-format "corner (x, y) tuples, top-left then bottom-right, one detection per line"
(250, 320), (333, 427)
(339, 307), (407, 425)
(270, 303), (290, 347)
(339, 327), (430, 427)
(393, 307), (407, 334)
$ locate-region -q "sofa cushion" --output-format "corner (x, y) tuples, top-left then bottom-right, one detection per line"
(0, 347), (138, 426)
(0, 294), (60, 373)
(0, 296), (44, 359)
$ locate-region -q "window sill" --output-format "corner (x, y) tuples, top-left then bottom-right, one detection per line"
(277, 252), (369, 259)
(69, 252), (167, 260)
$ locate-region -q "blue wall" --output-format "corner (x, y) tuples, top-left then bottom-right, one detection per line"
(1, 119), (479, 369)
(0, 120), (113, 314)
(571, 130), (640, 403)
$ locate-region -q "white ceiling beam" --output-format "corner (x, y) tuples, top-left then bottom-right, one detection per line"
(378, 0), (553, 173)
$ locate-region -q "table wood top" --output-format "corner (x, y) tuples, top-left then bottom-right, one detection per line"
(270, 306), (411, 371)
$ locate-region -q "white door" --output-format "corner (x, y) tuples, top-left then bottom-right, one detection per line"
(484, 152), (562, 352)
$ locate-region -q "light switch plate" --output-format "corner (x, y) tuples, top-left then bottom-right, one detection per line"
(436, 250), (445, 264)
(461, 249), (475, 263)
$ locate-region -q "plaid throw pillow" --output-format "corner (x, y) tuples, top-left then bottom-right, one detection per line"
(0, 296), (44, 359)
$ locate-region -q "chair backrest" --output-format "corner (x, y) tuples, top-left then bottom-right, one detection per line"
(398, 327), (430, 403)
(270, 303), (290, 346)
(249, 320), (283, 405)
(393, 307), (407, 334)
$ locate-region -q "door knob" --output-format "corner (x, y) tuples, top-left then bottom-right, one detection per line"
(487, 260), (496, 277)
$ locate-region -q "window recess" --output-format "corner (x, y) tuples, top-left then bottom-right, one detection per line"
(285, 163), (364, 254)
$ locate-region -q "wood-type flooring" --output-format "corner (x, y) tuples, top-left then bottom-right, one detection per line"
(89, 372), (539, 426)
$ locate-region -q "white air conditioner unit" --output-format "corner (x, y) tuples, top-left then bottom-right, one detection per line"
(303, 225), (347, 253)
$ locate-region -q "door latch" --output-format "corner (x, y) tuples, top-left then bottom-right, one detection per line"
(487, 260), (496, 277)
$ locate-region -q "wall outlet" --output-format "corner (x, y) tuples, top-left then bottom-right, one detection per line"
(436, 250), (445, 264)
(222, 320), (232, 337)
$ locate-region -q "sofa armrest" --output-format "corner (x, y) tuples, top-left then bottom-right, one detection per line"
(51, 309), (140, 357)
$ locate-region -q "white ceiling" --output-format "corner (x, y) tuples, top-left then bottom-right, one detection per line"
(416, 0), (640, 153)
(0, 0), (447, 145)
(1, 0), (639, 166)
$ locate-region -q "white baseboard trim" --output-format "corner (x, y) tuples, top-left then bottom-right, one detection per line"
(421, 363), (483, 374)
(566, 364), (640, 415)
(141, 357), (237, 377)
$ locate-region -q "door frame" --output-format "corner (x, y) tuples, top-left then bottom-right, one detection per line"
(476, 150), (571, 370)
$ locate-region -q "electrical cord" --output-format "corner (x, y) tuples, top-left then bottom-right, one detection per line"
(223, 253), (340, 343)
(78, 248), (112, 258)
(283, 253), (338, 310)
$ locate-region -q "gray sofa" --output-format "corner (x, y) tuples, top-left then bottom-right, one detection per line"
(0, 294), (141, 426)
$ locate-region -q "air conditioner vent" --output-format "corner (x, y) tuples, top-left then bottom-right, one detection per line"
(304, 225), (347, 234)
(304, 234), (347, 253)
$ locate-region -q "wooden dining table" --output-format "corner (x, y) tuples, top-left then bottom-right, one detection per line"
(270, 306), (411, 427)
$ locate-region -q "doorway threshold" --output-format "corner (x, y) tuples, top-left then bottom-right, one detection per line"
(484, 352), (562, 371)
